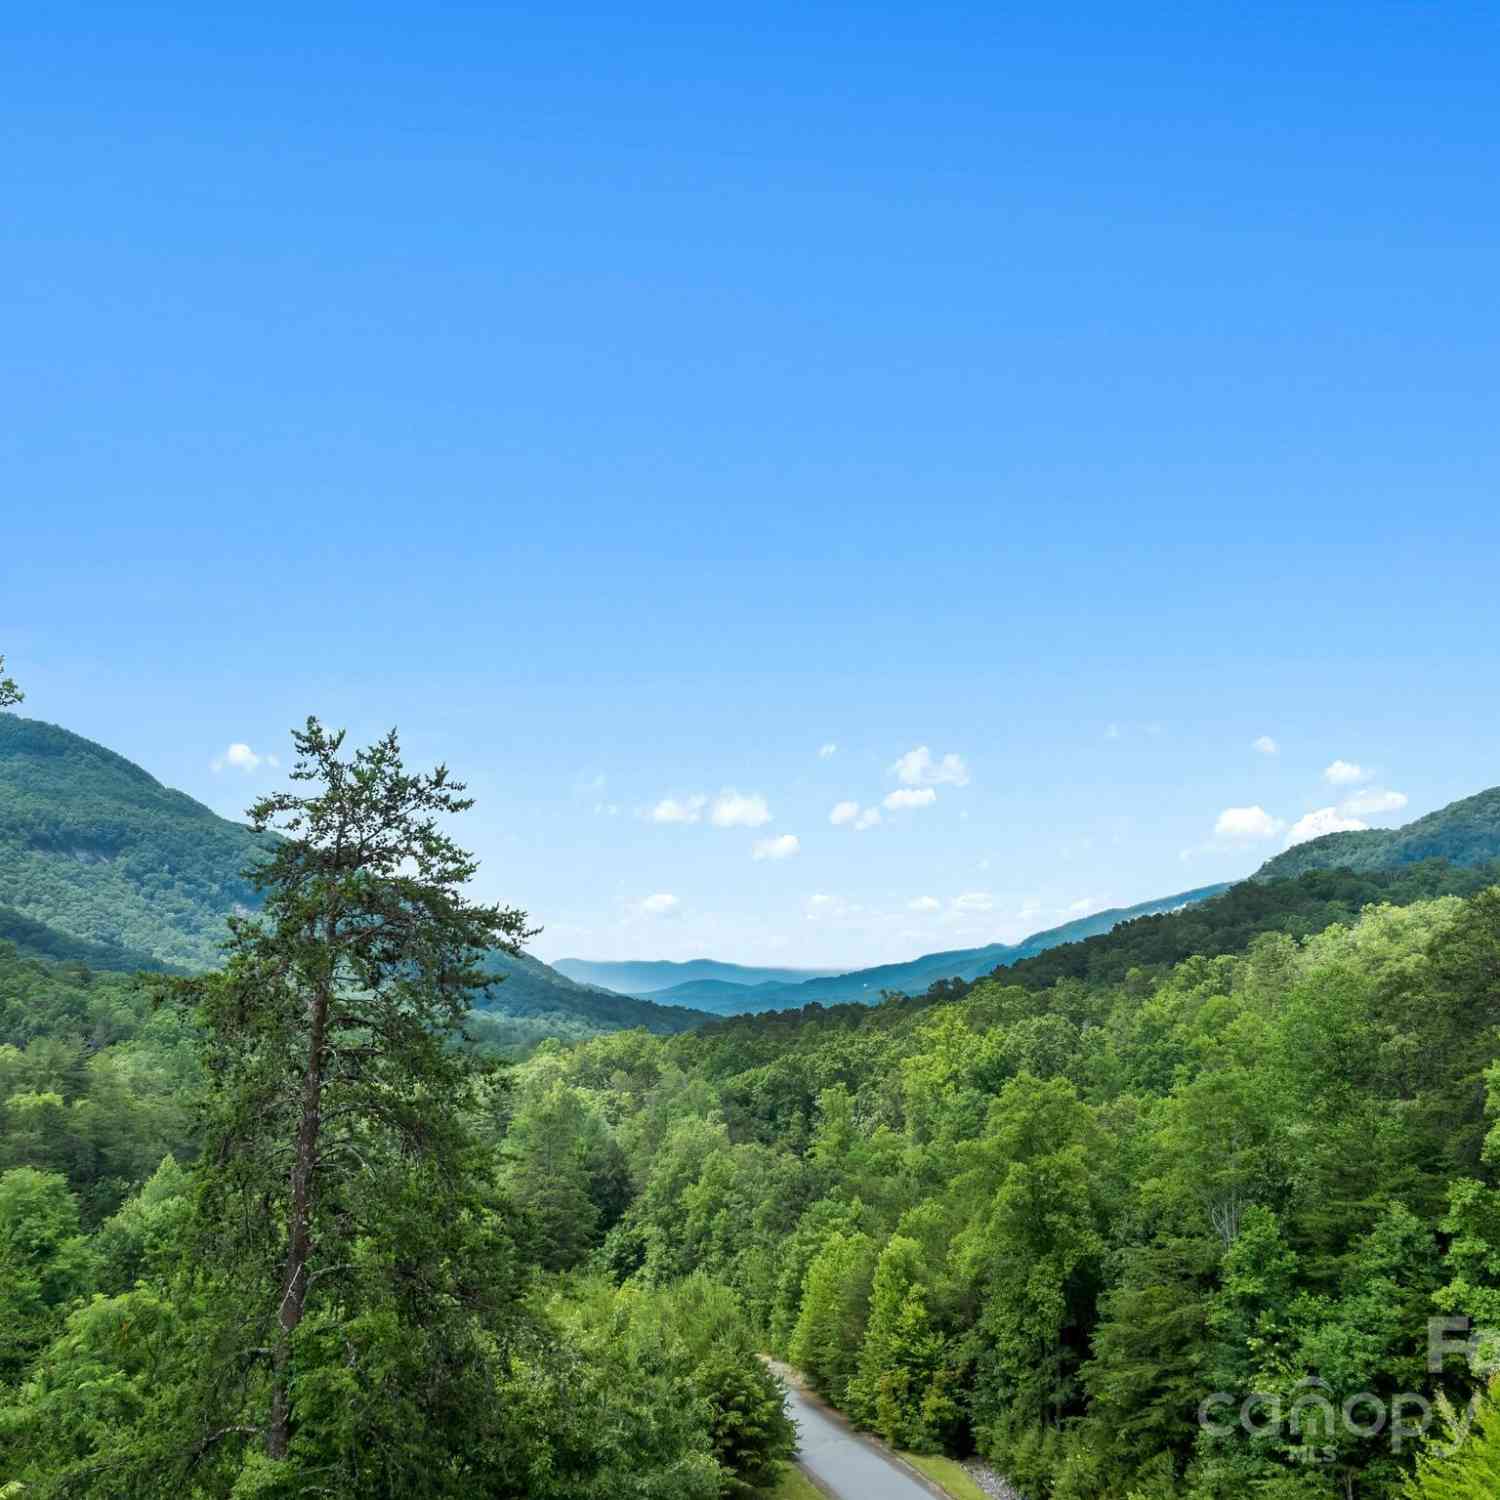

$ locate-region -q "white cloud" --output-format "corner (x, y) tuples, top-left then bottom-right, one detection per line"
(711, 790), (771, 828)
(1067, 896), (1104, 916)
(854, 807), (882, 830)
(890, 746), (970, 787)
(1286, 807), (1369, 847)
(752, 833), (800, 861)
(952, 891), (994, 913)
(1324, 759), (1371, 786)
(818, 742), (838, 758)
(650, 794), (707, 824)
(1341, 787), (1408, 816)
(805, 892), (862, 921)
(1252, 735), (1280, 756)
(1214, 805), (1285, 841)
(829, 800), (860, 826)
(883, 787), (937, 811)
(639, 893), (680, 916)
(211, 742), (279, 773)
(907, 896), (941, 912)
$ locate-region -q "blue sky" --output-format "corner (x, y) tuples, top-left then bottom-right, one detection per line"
(3, 2), (1498, 966)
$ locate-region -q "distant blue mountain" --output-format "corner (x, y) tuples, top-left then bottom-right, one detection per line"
(552, 957), (842, 995)
(567, 884), (1230, 1017)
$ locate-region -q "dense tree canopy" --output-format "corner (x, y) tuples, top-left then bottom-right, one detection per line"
(6, 703), (1500, 1498)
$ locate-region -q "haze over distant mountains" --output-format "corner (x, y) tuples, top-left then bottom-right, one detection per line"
(553, 958), (842, 994)
(557, 788), (1500, 1017)
(561, 887), (1231, 1014)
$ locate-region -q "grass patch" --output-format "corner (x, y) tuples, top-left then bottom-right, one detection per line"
(899, 1452), (990, 1500)
(759, 1466), (826, 1499)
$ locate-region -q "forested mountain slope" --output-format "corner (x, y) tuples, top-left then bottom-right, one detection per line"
(0, 715), (702, 1045)
(1254, 783), (1500, 880)
(0, 715), (273, 969)
(474, 949), (707, 1046)
(500, 883), (1500, 1499)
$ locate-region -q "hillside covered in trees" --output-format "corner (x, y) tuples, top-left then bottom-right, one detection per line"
(495, 880), (1500, 1499)
(6, 673), (1500, 1496)
(8, 769), (1500, 1494)
(0, 715), (705, 1048)
(1253, 785), (1500, 881)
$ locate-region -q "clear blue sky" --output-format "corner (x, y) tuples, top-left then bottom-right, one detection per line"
(4, 2), (1497, 966)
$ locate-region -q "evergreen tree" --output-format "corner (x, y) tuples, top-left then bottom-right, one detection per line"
(161, 719), (536, 1489)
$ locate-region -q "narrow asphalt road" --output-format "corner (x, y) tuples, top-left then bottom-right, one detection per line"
(776, 1374), (938, 1500)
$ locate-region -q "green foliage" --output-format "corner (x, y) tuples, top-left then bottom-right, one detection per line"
(546, 1275), (795, 1497)
(848, 1234), (959, 1451)
(498, 879), (1500, 1499)
(1404, 1381), (1500, 1499)
(0, 655), (20, 711)
(0, 715), (276, 968)
(0, 945), (199, 1222)
(996, 861), (1500, 994)
(788, 1229), (877, 1405)
(0, 1167), (96, 1381)
(10, 703), (1500, 1498)
(0, 714), (706, 1047)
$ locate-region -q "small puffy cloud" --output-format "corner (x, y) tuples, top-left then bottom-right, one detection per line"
(711, 790), (771, 828)
(638, 893), (680, 916)
(212, 742), (279, 773)
(1214, 805), (1285, 841)
(752, 833), (800, 861)
(1341, 787), (1408, 816)
(651, 794), (706, 824)
(831, 801), (882, 830)
(818, 742), (838, 758)
(884, 787), (937, 811)
(1252, 735), (1280, 756)
(1324, 759), (1371, 786)
(1286, 807), (1369, 847)
(907, 895), (941, 912)
(1067, 896), (1104, 916)
(952, 891), (994, 913)
(891, 746), (970, 787)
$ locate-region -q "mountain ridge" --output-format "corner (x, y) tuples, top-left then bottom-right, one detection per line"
(613, 884), (1231, 1015)
(1253, 785), (1500, 881)
(553, 957), (842, 994)
(0, 713), (703, 1045)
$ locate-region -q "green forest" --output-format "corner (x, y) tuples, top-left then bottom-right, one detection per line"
(5, 694), (1500, 1496)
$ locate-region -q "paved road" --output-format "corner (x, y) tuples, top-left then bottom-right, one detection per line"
(778, 1377), (937, 1500)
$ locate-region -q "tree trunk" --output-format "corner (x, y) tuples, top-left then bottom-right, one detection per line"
(267, 980), (329, 1460)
